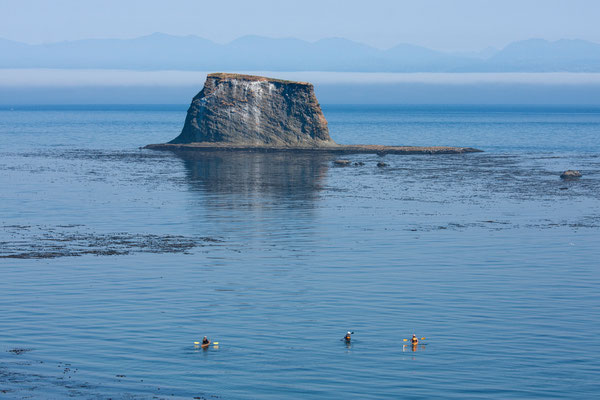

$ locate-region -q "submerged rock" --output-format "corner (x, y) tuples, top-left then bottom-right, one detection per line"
(377, 162), (388, 167)
(560, 170), (582, 179)
(334, 159), (351, 166)
(170, 73), (334, 147)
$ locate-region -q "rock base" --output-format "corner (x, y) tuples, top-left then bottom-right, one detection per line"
(144, 143), (482, 155)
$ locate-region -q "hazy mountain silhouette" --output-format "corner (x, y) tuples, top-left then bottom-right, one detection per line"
(486, 39), (600, 71)
(1, 34), (600, 72)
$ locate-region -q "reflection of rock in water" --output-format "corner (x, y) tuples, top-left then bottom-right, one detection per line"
(177, 151), (331, 201)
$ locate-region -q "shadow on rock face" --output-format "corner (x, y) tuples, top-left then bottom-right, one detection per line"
(176, 151), (332, 202)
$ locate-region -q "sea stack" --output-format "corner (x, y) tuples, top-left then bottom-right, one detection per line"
(146, 73), (482, 154)
(170, 73), (335, 147)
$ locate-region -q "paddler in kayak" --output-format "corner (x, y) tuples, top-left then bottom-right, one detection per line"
(343, 331), (352, 342)
(201, 336), (210, 347)
(411, 334), (419, 345)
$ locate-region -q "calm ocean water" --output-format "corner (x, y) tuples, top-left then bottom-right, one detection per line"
(1, 105), (599, 399)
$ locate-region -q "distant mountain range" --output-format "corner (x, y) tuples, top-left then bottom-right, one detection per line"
(1, 33), (600, 72)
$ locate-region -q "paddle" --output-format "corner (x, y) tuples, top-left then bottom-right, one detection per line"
(194, 341), (219, 345)
(403, 337), (425, 342)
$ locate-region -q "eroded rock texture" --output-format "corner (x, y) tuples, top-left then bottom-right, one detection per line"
(170, 73), (334, 147)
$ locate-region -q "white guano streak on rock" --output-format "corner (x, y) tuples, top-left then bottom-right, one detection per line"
(230, 80), (276, 127)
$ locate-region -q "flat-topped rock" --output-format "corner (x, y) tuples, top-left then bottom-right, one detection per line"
(146, 73), (482, 154)
(170, 73), (333, 147)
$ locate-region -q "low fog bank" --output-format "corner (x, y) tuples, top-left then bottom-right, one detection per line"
(318, 83), (600, 105)
(1, 69), (600, 105)
(2, 83), (600, 105)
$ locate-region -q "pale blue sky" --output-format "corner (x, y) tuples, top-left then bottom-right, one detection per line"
(1, 0), (598, 50)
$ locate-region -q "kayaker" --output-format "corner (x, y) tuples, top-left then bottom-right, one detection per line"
(344, 331), (352, 342)
(202, 336), (210, 345)
(411, 334), (418, 345)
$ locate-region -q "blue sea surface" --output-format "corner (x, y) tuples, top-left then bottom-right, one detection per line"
(1, 105), (599, 399)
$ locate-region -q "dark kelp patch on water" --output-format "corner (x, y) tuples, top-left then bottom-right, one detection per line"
(7, 348), (33, 355)
(1, 354), (220, 399)
(0, 224), (222, 259)
(17, 148), (174, 162)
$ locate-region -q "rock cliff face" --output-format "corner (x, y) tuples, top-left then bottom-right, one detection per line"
(170, 73), (335, 147)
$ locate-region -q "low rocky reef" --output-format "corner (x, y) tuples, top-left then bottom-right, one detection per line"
(560, 170), (582, 179)
(146, 73), (482, 155)
(145, 142), (481, 155)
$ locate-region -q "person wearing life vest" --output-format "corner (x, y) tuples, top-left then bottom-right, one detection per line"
(344, 331), (352, 342)
(411, 334), (418, 345)
(202, 336), (210, 345)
